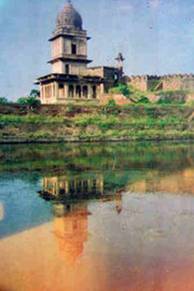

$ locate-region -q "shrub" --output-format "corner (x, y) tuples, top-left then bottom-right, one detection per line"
(66, 103), (76, 114)
(157, 90), (186, 105)
(110, 84), (132, 98)
(17, 96), (41, 108)
(102, 99), (119, 114)
(136, 96), (150, 104)
(29, 89), (40, 98)
(0, 97), (9, 105)
(110, 83), (152, 104)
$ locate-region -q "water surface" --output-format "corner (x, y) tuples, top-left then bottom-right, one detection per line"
(1, 142), (194, 291)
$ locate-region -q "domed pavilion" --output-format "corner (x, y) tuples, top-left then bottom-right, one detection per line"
(36, 1), (122, 104)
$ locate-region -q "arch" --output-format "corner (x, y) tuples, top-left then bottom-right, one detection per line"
(92, 86), (97, 99)
(71, 43), (77, 55)
(76, 85), (81, 98)
(114, 73), (119, 81)
(83, 85), (88, 98)
(65, 64), (70, 74)
(68, 85), (74, 98)
(59, 83), (64, 98)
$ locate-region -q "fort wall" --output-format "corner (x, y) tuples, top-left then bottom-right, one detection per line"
(127, 74), (194, 92)
(127, 76), (148, 91)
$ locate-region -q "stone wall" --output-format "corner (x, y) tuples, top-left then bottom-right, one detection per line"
(87, 66), (120, 93)
(162, 75), (184, 91)
(127, 74), (194, 92)
(162, 74), (194, 91)
(100, 94), (131, 106)
(127, 76), (148, 91)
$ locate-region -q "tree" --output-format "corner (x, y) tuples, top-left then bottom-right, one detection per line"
(17, 96), (41, 107)
(102, 99), (120, 114)
(117, 84), (132, 97)
(17, 89), (41, 108)
(17, 95), (41, 109)
(0, 97), (9, 104)
(137, 96), (150, 104)
(29, 89), (40, 98)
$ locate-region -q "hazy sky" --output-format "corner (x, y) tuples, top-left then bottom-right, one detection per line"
(1, 0), (194, 100)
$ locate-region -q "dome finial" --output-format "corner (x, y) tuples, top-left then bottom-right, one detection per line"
(55, 0), (83, 31)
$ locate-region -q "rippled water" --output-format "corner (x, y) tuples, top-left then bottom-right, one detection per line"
(1, 142), (194, 291)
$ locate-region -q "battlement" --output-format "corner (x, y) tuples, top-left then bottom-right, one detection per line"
(162, 74), (194, 79)
(127, 73), (194, 92)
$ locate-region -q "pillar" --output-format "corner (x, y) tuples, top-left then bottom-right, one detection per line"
(52, 83), (55, 101)
(65, 180), (69, 195)
(64, 84), (68, 99)
(88, 85), (93, 99)
(99, 175), (104, 195)
(55, 82), (59, 100)
(80, 86), (83, 99)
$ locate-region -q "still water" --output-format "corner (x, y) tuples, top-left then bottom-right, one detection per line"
(1, 142), (194, 291)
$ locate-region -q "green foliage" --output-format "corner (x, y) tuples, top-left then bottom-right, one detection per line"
(74, 114), (119, 131)
(110, 83), (151, 104)
(149, 80), (163, 92)
(0, 103), (192, 142)
(102, 99), (119, 114)
(117, 84), (131, 97)
(17, 96), (41, 108)
(0, 97), (9, 105)
(66, 103), (76, 114)
(16, 89), (41, 108)
(157, 90), (187, 105)
(110, 84), (132, 98)
(136, 96), (150, 104)
(29, 89), (40, 98)
(0, 114), (67, 124)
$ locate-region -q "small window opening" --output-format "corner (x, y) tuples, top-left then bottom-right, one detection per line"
(65, 64), (70, 74)
(71, 44), (77, 55)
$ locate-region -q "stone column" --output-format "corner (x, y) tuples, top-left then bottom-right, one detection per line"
(55, 82), (59, 101)
(64, 84), (68, 99)
(98, 84), (104, 99)
(80, 86), (84, 99)
(73, 84), (76, 99)
(40, 86), (44, 103)
(99, 175), (104, 195)
(65, 180), (69, 194)
(88, 85), (93, 99)
(52, 83), (55, 101)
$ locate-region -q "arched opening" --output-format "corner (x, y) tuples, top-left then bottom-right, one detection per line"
(71, 44), (77, 55)
(68, 85), (74, 98)
(92, 86), (97, 99)
(83, 85), (88, 98)
(59, 83), (64, 98)
(65, 64), (69, 74)
(76, 85), (81, 98)
(114, 73), (119, 81)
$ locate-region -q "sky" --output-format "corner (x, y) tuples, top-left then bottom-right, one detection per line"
(1, 0), (194, 100)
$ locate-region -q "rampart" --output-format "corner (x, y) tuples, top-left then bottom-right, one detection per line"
(127, 74), (194, 92)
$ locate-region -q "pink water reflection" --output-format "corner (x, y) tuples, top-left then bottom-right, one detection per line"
(1, 180), (194, 291)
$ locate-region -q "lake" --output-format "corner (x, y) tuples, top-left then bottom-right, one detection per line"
(1, 142), (194, 291)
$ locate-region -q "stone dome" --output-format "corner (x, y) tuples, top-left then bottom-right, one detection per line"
(56, 1), (83, 30)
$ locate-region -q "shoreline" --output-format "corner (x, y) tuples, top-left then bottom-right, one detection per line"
(1, 136), (194, 145)
(1, 104), (194, 145)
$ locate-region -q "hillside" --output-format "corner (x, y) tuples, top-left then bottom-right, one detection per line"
(1, 103), (194, 143)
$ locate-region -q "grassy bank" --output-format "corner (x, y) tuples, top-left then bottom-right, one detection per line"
(1, 104), (194, 143)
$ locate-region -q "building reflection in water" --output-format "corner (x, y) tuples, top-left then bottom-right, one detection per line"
(0, 202), (4, 221)
(53, 202), (89, 265)
(128, 168), (194, 195)
(39, 174), (123, 265)
(42, 174), (104, 199)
